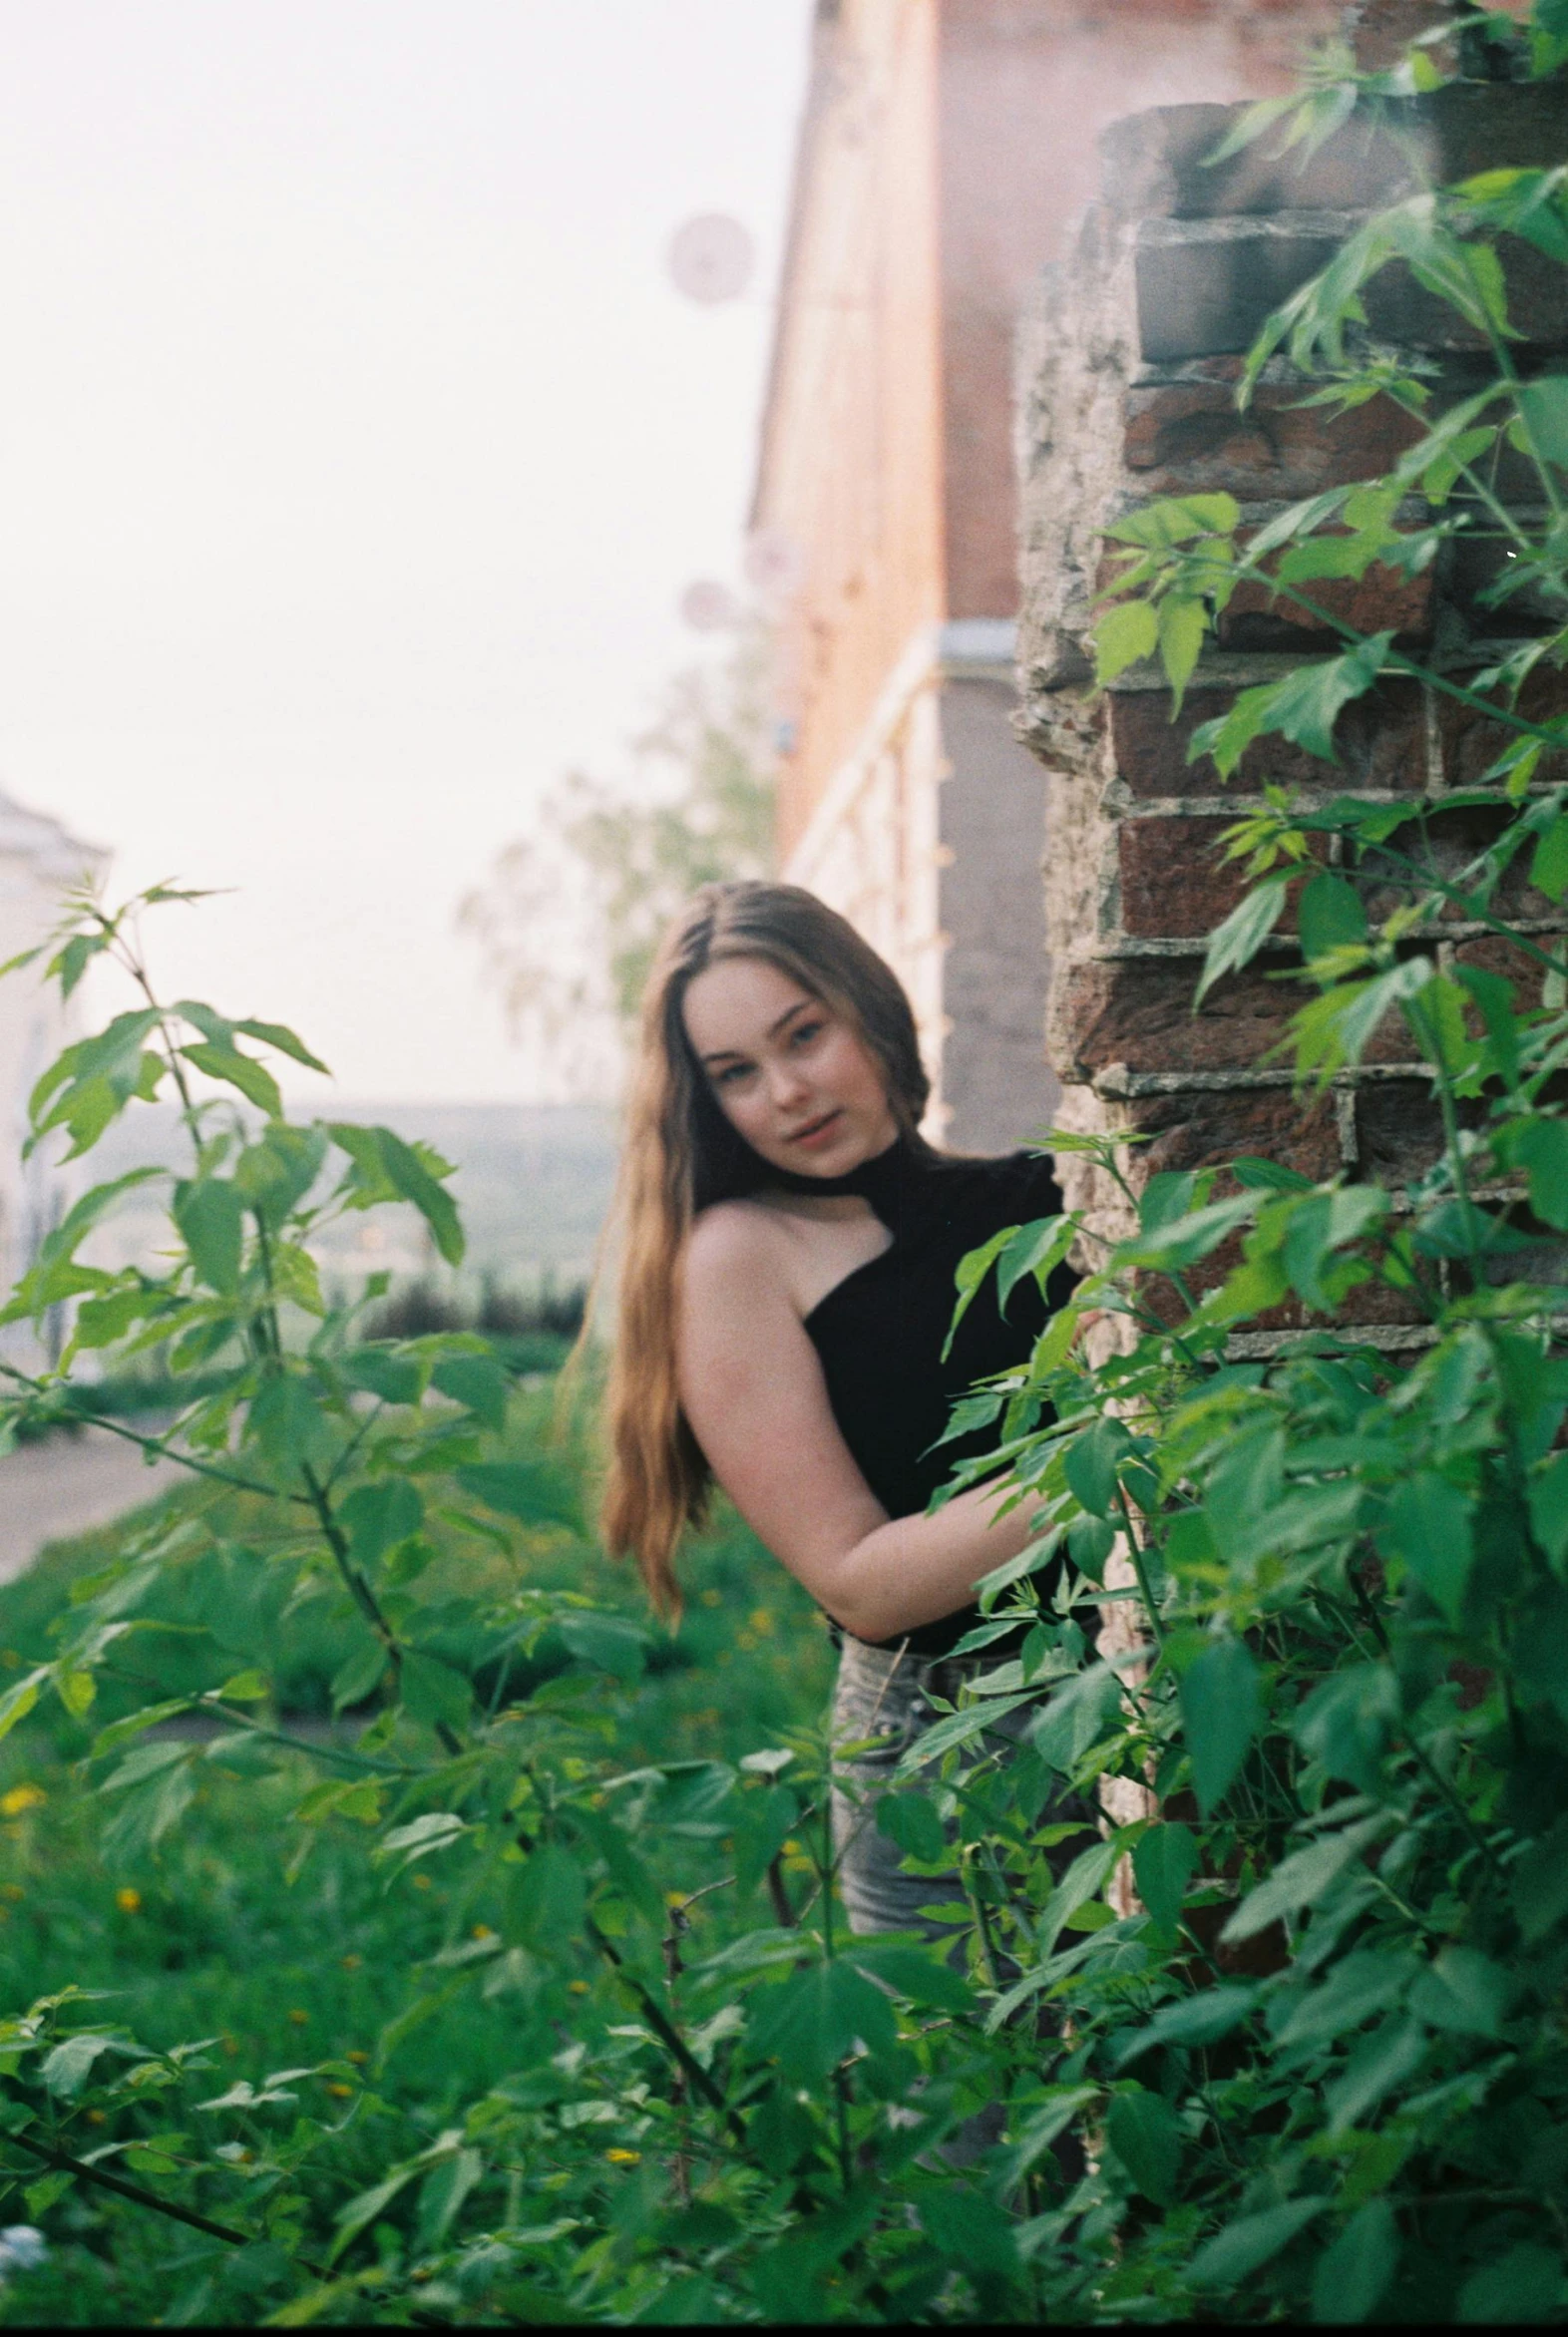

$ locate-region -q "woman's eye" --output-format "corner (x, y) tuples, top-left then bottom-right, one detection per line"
(714, 1063), (752, 1088)
(791, 1020), (824, 1048)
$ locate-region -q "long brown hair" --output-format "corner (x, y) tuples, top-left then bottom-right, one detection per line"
(600, 880), (931, 1613)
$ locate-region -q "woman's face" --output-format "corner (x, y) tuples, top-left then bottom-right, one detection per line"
(681, 955), (900, 1179)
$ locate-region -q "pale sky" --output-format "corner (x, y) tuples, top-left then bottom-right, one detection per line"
(0, 1), (811, 1101)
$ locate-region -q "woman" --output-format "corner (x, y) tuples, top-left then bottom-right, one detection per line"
(601, 879), (1078, 1938)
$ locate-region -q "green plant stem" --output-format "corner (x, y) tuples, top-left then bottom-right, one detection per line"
(1113, 1489), (1168, 1652)
(583, 1916), (746, 2147)
(0, 1363), (292, 1503)
(3, 2125), (329, 2274)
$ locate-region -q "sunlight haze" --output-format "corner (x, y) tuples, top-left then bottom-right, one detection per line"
(0, 0), (809, 1100)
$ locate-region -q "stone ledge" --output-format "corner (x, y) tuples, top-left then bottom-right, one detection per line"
(1100, 84), (1568, 226)
(1089, 1061), (1429, 1099)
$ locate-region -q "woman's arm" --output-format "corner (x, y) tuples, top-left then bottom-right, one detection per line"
(677, 1206), (1039, 1643)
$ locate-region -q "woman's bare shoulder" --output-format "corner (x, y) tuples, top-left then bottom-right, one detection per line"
(684, 1198), (789, 1293)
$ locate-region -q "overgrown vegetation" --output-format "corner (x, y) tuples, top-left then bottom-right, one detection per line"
(0, 9), (1564, 2322)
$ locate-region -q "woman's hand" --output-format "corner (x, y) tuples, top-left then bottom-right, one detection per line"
(677, 1203), (1040, 1641)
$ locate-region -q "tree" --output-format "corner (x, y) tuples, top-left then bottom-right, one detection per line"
(459, 628), (774, 1100)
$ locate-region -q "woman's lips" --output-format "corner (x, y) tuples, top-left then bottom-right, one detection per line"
(788, 1109), (842, 1149)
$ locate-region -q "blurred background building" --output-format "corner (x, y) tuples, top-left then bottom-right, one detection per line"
(0, 792), (107, 1359)
(753, 0), (1338, 1153)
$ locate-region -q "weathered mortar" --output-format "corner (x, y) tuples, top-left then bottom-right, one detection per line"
(1015, 33), (1568, 1310)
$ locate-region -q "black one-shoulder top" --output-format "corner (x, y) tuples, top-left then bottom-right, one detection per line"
(765, 1134), (1075, 1659)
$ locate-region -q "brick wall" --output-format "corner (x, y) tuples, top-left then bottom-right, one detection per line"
(1015, 52), (1568, 1322)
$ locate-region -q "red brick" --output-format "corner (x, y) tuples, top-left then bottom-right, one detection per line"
(1118, 817), (1325, 940)
(1123, 379), (1425, 500)
(1056, 959), (1294, 1078)
(1451, 934), (1565, 1018)
(1112, 676), (1426, 797)
(1129, 1086), (1342, 1184)
(1216, 542), (1434, 651)
(1354, 1080), (1445, 1188)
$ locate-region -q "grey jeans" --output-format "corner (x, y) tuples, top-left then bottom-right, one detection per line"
(830, 1632), (1090, 1942)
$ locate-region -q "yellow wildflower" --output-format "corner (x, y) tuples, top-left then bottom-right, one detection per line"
(346, 2050), (369, 2066)
(567, 1980), (590, 1995)
(471, 1923), (495, 1940)
(604, 2148), (641, 2165)
(287, 2008), (309, 2026)
(341, 1953), (362, 1971)
(115, 1887), (142, 1914)
(411, 1872), (434, 1891)
(1, 1784), (45, 1817)
(748, 1610), (775, 1637)
(325, 2082), (354, 2099)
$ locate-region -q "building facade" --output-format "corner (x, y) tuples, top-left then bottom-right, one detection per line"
(752, 0), (1337, 1151)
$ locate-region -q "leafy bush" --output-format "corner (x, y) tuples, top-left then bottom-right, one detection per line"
(0, 13), (1564, 2322)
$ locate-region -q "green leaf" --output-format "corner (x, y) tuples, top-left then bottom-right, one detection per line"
(1094, 598), (1159, 684)
(1063, 1416), (1134, 1519)
(1297, 871), (1368, 963)
(1508, 1116), (1568, 1231)
(248, 1373), (335, 1478)
(1179, 1638), (1262, 1816)
(748, 1959), (898, 2079)
(944, 1225), (1020, 1360)
(1408, 1946), (1510, 2040)
(1511, 1814), (1568, 1945)
(1231, 1156), (1315, 1194)
(558, 1612), (646, 1682)
(1106, 2088), (1181, 2205)
(1326, 2015), (1426, 2133)
(1292, 1664), (1399, 1793)
(398, 1651), (473, 1730)
(231, 1016), (330, 1074)
(1195, 875), (1291, 1003)
(994, 1215), (1075, 1314)
(1067, 1514), (1116, 1585)
(734, 1784), (800, 1900)
(455, 1461), (578, 1533)
(1378, 1471), (1473, 1624)
(847, 1942), (972, 2014)
(173, 1178), (245, 1297)
(1188, 2197), (1325, 2289)
(508, 1841), (586, 1944)
(875, 1791), (948, 1867)
(41, 2033), (116, 2099)
(329, 2164), (421, 2264)
(1159, 595), (1208, 709)
(431, 1353), (510, 1432)
(373, 1810), (468, 1876)
(330, 1637), (389, 1715)
(1132, 1823), (1199, 1935)
(1112, 1984), (1257, 2068)
(1029, 1664), (1123, 1775)
(918, 2184), (1020, 2278)
(329, 1123), (464, 1267)
(1312, 2201), (1399, 2326)
(1189, 634), (1392, 777)
(1457, 2244), (1565, 2327)
(23, 2170), (75, 2218)
(179, 1041), (283, 1118)
(1223, 1814), (1390, 1946)
(1529, 1449), (1568, 1571)
(1516, 376), (1568, 475)
(1532, 814), (1568, 903)
(0, 1668), (51, 1745)
(338, 1480), (424, 1567)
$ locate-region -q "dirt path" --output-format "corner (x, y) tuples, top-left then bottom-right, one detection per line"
(0, 1427), (184, 1584)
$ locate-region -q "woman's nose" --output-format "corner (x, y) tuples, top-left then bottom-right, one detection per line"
(765, 1056), (810, 1106)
